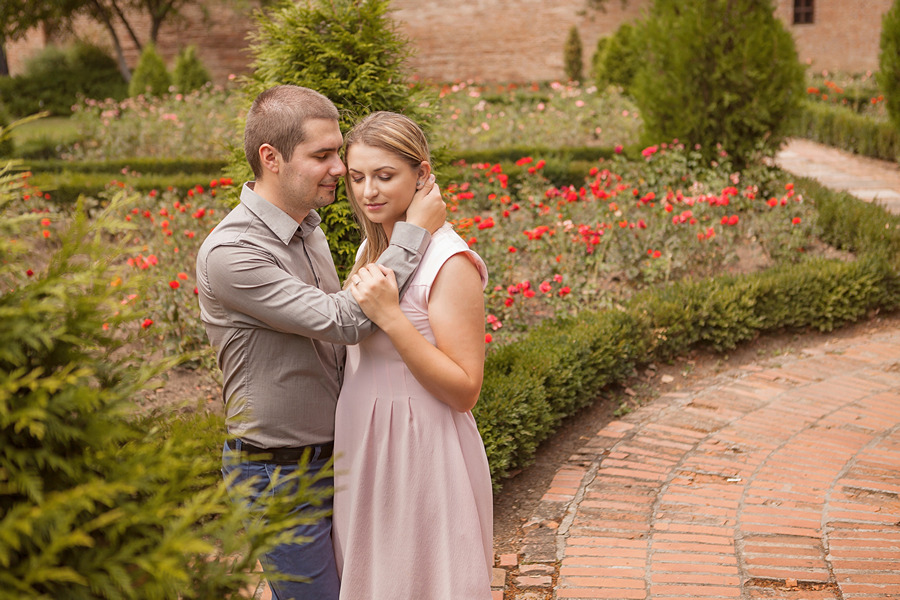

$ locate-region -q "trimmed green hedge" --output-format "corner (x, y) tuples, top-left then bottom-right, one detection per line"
(791, 100), (900, 161)
(28, 154), (900, 490)
(26, 149), (623, 205)
(27, 171), (232, 204)
(31, 158), (228, 175)
(25, 158), (230, 203)
(474, 177), (900, 488)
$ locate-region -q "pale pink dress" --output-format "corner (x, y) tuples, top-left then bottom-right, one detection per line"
(332, 224), (493, 600)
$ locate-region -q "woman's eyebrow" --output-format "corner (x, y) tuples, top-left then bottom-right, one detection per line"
(347, 165), (397, 173)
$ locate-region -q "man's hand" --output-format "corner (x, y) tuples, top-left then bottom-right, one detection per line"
(405, 174), (445, 234)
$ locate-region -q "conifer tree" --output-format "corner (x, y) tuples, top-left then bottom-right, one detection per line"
(591, 36), (609, 81)
(878, 0), (900, 130)
(632, 0), (804, 168)
(0, 103), (13, 156)
(172, 45), (212, 93)
(594, 22), (643, 93)
(229, 0), (434, 277)
(564, 25), (584, 83)
(128, 42), (171, 97)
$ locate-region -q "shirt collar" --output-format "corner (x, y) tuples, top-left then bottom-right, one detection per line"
(240, 182), (322, 244)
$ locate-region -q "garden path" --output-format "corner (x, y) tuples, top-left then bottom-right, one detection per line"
(491, 139), (900, 600)
(775, 138), (900, 213)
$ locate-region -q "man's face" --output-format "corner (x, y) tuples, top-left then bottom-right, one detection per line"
(278, 118), (346, 213)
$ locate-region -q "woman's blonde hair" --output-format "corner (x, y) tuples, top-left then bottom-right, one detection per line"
(343, 111), (431, 284)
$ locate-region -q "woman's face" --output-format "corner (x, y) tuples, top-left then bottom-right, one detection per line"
(346, 142), (428, 227)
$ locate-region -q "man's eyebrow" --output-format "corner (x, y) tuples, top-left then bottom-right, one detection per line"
(309, 144), (342, 154)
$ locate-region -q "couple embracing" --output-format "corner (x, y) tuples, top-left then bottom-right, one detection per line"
(196, 85), (493, 600)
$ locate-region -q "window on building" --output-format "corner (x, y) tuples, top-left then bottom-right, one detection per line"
(794, 0), (814, 24)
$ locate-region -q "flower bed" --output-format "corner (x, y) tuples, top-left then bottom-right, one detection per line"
(13, 138), (894, 487)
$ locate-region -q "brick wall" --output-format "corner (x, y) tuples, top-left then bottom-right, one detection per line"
(5, 2), (255, 82)
(390, 0), (647, 82)
(774, 0), (893, 74)
(4, 0), (892, 83)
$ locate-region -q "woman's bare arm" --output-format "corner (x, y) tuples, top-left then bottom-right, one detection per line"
(350, 255), (485, 412)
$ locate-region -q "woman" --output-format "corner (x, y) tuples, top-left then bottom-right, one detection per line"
(332, 111), (493, 600)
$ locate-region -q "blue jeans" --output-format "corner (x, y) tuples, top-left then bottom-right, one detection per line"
(222, 441), (340, 600)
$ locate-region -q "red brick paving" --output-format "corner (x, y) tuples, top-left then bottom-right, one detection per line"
(511, 323), (900, 600)
(495, 139), (900, 599)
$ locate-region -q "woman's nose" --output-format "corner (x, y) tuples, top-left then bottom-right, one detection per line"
(363, 179), (378, 198)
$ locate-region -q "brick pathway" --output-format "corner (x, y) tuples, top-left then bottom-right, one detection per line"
(494, 140), (900, 600)
(775, 138), (900, 214)
(250, 140), (900, 600)
(497, 322), (900, 600)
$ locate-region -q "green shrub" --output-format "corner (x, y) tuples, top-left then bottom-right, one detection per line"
(172, 45), (212, 93)
(563, 25), (584, 83)
(878, 0), (900, 130)
(475, 177), (900, 487)
(632, 0), (804, 168)
(0, 104), (14, 157)
(591, 36), (609, 80)
(0, 43), (127, 118)
(0, 164), (329, 596)
(67, 42), (130, 102)
(31, 157), (228, 175)
(808, 175), (900, 259)
(594, 22), (643, 92)
(27, 170), (229, 205)
(129, 43), (171, 97)
(234, 0), (435, 278)
(790, 100), (900, 161)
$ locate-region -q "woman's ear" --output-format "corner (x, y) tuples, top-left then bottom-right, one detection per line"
(415, 161), (432, 188)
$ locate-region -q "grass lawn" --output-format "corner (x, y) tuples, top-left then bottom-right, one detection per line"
(10, 115), (82, 149)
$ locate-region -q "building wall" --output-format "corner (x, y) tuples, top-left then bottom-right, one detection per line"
(5, 1), (256, 82)
(390, 0), (648, 82)
(774, 0), (893, 74)
(4, 0), (893, 83)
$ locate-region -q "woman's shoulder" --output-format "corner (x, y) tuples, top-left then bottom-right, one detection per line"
(430, 222), (468, 249)
(422, 223), (488, 288)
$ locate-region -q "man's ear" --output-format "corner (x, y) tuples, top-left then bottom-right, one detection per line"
(259, 144), (280, 175)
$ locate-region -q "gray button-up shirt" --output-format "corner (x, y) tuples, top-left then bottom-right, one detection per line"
(196, 183), (430, 448)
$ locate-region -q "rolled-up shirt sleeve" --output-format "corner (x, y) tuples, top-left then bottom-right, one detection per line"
(205, 243), (372, 343)
(203, 221), (430, 345)
(373, 221), (431, 296)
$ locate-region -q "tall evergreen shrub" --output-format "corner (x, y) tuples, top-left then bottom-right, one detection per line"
(0, 104), (13, 157)
(173, 45), (212, 93)
(0, 43), (126, 117)
(564, 26), (584, 83)
(878, 0), (900, 130)
(0, 151), (328, 596)
(593, 22), (644, 93)
(68, 42), (129, 103)
(631, 0), (804, 168)
(591, 36), (609, 81)
(233, 0), (434, 277)
(129, 43), (171, 97)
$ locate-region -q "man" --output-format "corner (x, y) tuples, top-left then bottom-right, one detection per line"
(196, 85), (445, 600)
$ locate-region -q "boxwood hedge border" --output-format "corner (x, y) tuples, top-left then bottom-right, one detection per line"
(473, 176), (900, 488)
(22, 154), (900, 490)
(790, 99), (900, 162)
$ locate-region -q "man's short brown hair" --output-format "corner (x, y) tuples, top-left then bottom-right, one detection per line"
(243, 85), (340, 179)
